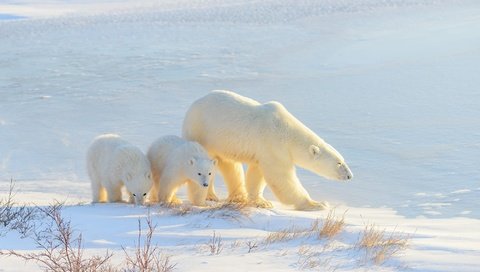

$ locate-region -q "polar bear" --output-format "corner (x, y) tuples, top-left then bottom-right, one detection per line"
(86, 134), (153, 205)
(182, 90), (353, 210)
(147, 135), (217, 206)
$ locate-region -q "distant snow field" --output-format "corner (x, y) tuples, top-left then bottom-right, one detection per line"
(1, 0), (480, 271)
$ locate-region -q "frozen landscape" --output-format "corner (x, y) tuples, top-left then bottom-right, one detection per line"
(1, 0), (480, 271)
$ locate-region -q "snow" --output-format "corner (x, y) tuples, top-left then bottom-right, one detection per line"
(1, 0), (480, 271)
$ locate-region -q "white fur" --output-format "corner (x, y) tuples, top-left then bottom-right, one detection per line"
(147, 135), (217, 206)
(86, 134), (153, 205)
(182, 90), (353, 210)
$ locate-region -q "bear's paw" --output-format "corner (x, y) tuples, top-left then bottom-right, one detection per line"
(295, 199), (329, 211)
(249, 197), (273, 209)
(226, 193), (248, 204)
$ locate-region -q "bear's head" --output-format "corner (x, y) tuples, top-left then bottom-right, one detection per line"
(302, 143), (353, 181)
(186, 157), (217, 188)
(124, 168), (153, 205)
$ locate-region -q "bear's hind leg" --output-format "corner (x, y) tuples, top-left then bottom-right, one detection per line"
(246, 164), (272, 209)
(217, 158), (247, 203)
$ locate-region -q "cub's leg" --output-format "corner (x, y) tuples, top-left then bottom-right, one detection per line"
(148, 172), (160, 203)
(91, 179), (107, 203)
(187, 181), (208, 206)
(106, 183), (123, 203)
(157, 174), (183, 206)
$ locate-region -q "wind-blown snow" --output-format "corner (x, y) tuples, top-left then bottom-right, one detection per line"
(1, 0), (480, 271)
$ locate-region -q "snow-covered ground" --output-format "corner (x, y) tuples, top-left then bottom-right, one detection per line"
(1, 0), (480, 271)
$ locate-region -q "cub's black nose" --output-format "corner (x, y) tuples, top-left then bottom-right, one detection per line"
(203, 183), (208, 187)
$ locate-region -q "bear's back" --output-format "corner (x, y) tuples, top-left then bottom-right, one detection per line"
(184, 91), (303, 163)
(87, 134), (145, 180)
(148, 135), (187, 174)
(88, 134), (124, 167)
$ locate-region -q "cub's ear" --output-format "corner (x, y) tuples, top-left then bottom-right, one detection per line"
(309, 145), (321, 157)
(189, 158), (196, 165)
(212, 159), (218, 166)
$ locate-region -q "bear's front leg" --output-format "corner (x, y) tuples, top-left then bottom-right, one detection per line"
(106, 183), (123, 203)
(263, 166), (329, 211)
(157, 177), (183, 206)
(187, 181), (208, 206)
(148, 180), (159, 203)
(217, 159), (248, 203)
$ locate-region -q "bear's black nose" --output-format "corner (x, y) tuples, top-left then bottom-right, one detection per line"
(203, 183), (208, 187)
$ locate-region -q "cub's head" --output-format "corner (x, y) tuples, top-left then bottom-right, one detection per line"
(125, 170), (153, 205)
(186, 157), (217, 188)
(304, 143), (353, 181)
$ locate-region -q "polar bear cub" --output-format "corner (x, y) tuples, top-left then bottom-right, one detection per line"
(87, 134), (153, 205)
(147, 135), (217, 206)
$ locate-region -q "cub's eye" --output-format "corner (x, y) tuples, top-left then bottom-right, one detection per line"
(208, 173), (211, 176)
(337, 163), (342, 166)
(132, 194), (136, 196)
(198, 173), (201, 176)
(143, 193), (147, 196)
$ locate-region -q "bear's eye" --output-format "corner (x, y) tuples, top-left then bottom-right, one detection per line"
(337, 162), (342, 166)
(132, 193), (136, 196)
(143, 193), (147, 196)
(208, 173), (211, 176)
(198, 173), (201, 176)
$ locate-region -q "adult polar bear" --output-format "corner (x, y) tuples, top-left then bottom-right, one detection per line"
(182, 90), (353, 210)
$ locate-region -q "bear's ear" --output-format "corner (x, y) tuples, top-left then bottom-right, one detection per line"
(309, 145), (321, 157)
(212, 159), (218, 166)
(189, 158), (196, 165)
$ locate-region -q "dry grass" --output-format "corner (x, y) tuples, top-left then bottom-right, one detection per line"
(169, 204), (195, 216)
(0, 203), (115, 272)
(356, 224), (409, 265)
(245, 240), (259, 253)
(1, 186), (176, 272)
(0, 179), (38, 237)
(169, 202), (251, 222)
(229, 239), (242, 249)
(207, 231), (224, 255)
(318, 211), (346, 240)
(296, 245), (337, 271)
(264, 211), (346, 245)
(122, 215), (176, 272)
(263, 224), (308, 244)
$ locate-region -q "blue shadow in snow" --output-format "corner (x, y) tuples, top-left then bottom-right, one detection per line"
(0, 13), (27, 20)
